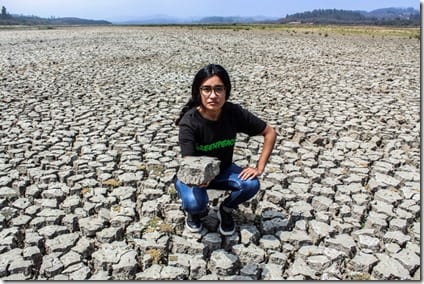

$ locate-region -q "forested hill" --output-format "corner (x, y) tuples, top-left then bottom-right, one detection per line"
(0, 6), (111, 25)
(0, 15), (111, 25)
(280, 8), (420, 26)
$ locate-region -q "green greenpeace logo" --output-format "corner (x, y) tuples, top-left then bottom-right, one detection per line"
(196, 138), (236, 152)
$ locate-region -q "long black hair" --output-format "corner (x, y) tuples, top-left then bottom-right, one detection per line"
(175, 64), (232, 126)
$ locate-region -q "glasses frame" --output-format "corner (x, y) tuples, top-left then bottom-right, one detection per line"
(199, 85), (226, 98)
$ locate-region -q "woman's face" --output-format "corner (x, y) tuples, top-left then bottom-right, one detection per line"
(199, 75), (227, 113)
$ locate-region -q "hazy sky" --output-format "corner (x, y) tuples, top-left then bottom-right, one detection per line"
(1, 0), (420, 22)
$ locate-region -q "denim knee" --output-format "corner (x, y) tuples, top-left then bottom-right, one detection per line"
(241, 178), (260, 197)
(175, 179), (209, 214)
(250, 178), (260, 190)
(182, 196), (208, 214)
(223, 177), (260, 209)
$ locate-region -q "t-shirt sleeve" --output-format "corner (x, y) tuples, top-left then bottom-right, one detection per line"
(235, 104), (267, 136)
(178, 119), (196, 157)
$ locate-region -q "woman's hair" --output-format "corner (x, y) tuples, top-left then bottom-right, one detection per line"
(175, 64), (232, 125)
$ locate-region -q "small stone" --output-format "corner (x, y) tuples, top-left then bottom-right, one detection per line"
(261, 263), (283, 280)
(160, 265), (188, 280)
(258, 235), (281, 251)
(45, 233), (79, 254)
(349, 252), (378, 272)
(306, 255), (331, 271)
(171, 235), (207, 256)
(89, 270), (112, 281)
(38, 225), (69, 239)
(309, 220), (336, 244)
(8, 258), (33, 276)
(60, 251), (81, 269)
(111, 250), (140, 280)
(232, 243), (266, 266)
(324, 234), (356, 257)
(385, 243), (401, 254)
(240, 225), (260, 245)
(276, 230), (313, 249)
(393, 249), (420, 273)
(287, 257), (317, 279)
(23, 246), (42, 266)
(372, 254), (410, 280)
(268, 251), (289, 266)
(202, 232), (222, 254)
(261, 218), (290, 234)
(78, 216), (106, 237)
(168, 253), (191, 273)
(374, 173), (401, 188)
(189, 255), (207, 280)
(68, 264), (91, 280)
(0, 186), (19, 199)
(358, 235), (381, 251)
(40, 254), (64, 278)
(208, 249), (239, 275)
(96, 226), (123, 243)
(383, 231), (411, 246)
(240, 263), (260, 279)
(135, 264), (162, 280)
(71, 236), (95, 259)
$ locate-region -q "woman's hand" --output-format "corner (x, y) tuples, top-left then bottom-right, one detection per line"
(187, 181), (210, 188)
(197, 182), (210, 188)
(238, 166), (262, 180)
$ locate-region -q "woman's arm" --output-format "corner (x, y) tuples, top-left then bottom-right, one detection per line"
(239, 124), (277, 180)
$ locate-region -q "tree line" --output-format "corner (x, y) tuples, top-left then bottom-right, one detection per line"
(0, 5), (111, 25)
(280, 8), (420, 26)
(1, 5), (11, 18)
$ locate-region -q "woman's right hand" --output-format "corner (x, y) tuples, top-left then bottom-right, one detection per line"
(188, 181), (210, 188)
(198, 181), (210, 188)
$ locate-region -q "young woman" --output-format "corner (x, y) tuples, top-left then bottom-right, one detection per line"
(174, 64), (276, 236)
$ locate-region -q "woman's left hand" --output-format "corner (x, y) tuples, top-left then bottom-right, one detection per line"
(238, 166), (262, 180)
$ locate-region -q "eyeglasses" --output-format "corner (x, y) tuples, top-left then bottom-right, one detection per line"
(199, 85), (226, 97)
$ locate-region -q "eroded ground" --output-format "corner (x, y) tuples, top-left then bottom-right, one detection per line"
(0, 26), (420, 280)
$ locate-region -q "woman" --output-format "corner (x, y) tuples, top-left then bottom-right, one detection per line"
(174, 64), (276, 236)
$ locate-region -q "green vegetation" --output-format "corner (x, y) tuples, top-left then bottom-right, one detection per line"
(281, 8), (420, 26)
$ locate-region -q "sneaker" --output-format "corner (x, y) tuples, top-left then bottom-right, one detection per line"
(185, 213), (203, 233)
(217, 203), (235, 236)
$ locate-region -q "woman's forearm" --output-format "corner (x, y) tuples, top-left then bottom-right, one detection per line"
(256, 124), (277, 174)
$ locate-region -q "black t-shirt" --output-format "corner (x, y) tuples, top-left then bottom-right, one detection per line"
(178, 102), (267, 171)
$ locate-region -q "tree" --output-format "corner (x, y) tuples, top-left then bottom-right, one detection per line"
(1, 6), (7, 17)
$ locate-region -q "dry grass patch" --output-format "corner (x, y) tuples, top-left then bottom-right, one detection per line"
(81, 187), (91, 195)
(144, 216), (174, 234)
(102, 178), (122, 187)
(146, 248), (163, 264)
(190, 23), (419, 38)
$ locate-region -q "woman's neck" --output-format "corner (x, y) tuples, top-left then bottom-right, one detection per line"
(197, 106), (221, 121)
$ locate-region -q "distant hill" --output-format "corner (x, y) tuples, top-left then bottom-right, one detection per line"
(196, 16), (276, 24)
(116, 15), (187, 25)
(280, 7), (420, 26)
(114, 15), (277, 25)
(0, 15), (111, 25)
(364, 7), (419, 20)
(0, 7), (111, 26)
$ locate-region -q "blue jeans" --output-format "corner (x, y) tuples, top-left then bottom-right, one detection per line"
(174, 163), (260, 214)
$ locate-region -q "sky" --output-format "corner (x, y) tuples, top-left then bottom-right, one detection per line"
(1, 0), (421, 22)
